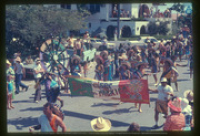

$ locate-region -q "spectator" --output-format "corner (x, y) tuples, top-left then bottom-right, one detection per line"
(6, 60), (15, 99)
(127, 122), (140, 132)
(183, 90), (193, 106)
(7, 75), (14, 109)
(14, 57), (29, 94)
(25, 55), (33, 64)
(29, 103), (67, 132)
(163, 97), (185, 131)
(91, 117), (111, 132)
(33, 58), (44, 103)
(150, 77), (174, 128)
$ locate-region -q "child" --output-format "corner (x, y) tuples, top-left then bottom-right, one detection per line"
(95, 55), (104, 80)
(71, 55), (82, 77)
(7, 75), (14, 109)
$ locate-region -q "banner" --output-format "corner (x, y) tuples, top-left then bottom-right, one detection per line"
(68, 76), (149, 104)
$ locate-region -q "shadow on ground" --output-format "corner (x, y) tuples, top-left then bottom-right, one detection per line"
(12, 100), (34, 104)
(63, 110), (130, 127)
(177, 79), (190, 82)
(20, 107), (43, 112)
(7, 116), (38, 130)
(91, 102), (119, 107)
(102, 107), (136, 115)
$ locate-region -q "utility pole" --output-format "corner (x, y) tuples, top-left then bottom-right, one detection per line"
(117, 4), (120, 39)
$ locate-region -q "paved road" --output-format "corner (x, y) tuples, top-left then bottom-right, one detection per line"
(7, 56), (193, 133)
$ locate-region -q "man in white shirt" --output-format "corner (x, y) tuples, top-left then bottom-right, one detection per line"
(150, 77), (174, 128)
(14, 57), (29, 94)
(33, 58), (44, 103)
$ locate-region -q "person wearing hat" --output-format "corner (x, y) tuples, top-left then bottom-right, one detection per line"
(163, 97), (185, 131)
(119, 61), (131, 80)
(14, 57), (29, 94)
(131, 62), (148, 113)
(150, 77), (174, 129)
(180, 98), (192, 131)
(70, 54), (82, 77)
(91, 117), (111, 132)
(94, 55), (104, 80)
(33, 58), (44, 103)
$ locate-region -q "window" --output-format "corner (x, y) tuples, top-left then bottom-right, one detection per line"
(61, 4), (71, 9)
(89, 4), (100, 13)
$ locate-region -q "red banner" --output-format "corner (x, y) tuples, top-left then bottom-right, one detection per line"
(119, 79), (149, 104)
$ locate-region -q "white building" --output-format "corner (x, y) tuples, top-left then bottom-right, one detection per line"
(44, 3), (172, 39)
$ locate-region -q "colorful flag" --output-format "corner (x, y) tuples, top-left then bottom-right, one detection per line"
(67, 76), (149, 104)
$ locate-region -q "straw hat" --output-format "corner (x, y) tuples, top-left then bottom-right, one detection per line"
(168, 97), (182, 113)
(121, 61), (131, 69)
(91, 117), (111, 132)
(180, 98), (192, 115)
(15, 57), (21, 62)
(183, 90), (193, 102)
(160, 77), (168, 83)
(6, 59), (11, 65)
(71, 54), (81, 63)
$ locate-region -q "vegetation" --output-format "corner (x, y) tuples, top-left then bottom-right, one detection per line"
(6, 5), (90, 59)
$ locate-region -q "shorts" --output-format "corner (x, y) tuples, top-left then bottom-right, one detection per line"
(155, 100), (168, 115)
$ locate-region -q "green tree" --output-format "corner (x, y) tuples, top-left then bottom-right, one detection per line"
(6, 5), (90, 58)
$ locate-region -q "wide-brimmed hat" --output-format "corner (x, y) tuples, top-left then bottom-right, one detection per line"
(91, 117), (111, 132)
(15, 57), (21, 62)
(121, 61), (131, 69)
(6, 59), (11, 65)
(95, 55), (104, 63)
(168, 97), (182, 113)
(160, 77), (168, 83)
(100, 50), (108, 58)
(71, 54), (81, 63)
(180, 98), (192, 115)
(183, 90), (193, 102)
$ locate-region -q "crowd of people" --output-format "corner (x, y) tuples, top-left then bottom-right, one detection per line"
(6, 28), (194, 132)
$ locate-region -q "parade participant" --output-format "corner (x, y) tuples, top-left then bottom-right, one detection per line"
(29, 103), (67, 132)
(177, 40), (183, 61)
(14, 57), (29, 94)
(131, 62), (148, 113)
(70, 55), (82, 77)
(91, 117), (111, 132)
(114, 49), (119, 78)
(25, 55), (33, 64)
(118, 49), (128, 65)
(119, 61), (131, 80)
(109, 51), (115, 77)
(6, 60), (15, 99)
(128, 49), (137, 62)
(100, 50), (110, 81)
(180, 98), (192, 131)
(127, 122), (140, 132)
(151, 53), (159, 85)
(94, 55), (104, 80)
(160, 59), (173, 86)
(140, 47), (148, 63)
(74, 38), (82, 56)
(150, 77), (174, 129)
(165, 41), (171, 58)
(163, 97), (185, 131)
(129, 61), (137, 76)
(33, 58), (44, 103)
(7, 75), (14, 109)
(147, 40), (154, 68)
(184, 39), (191, 59)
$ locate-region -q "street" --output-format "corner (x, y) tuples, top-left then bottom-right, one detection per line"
(7, 56), (193, 133)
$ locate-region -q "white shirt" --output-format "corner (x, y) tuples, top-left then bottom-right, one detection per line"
(33, 64), (42, 79)
(157, 84), (173, 101)
(15, 62), (24, 74)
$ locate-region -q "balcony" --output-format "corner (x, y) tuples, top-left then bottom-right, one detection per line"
(109, 9), (132, 21)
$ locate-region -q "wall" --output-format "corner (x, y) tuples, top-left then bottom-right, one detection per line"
(134, 21), (150, 35)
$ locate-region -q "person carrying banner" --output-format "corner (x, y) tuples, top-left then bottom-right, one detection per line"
(150, 77), (174, 129)
(131, 62), (148, 113)
(29, 103), (67, 133)
(94, 55), (104, 81)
